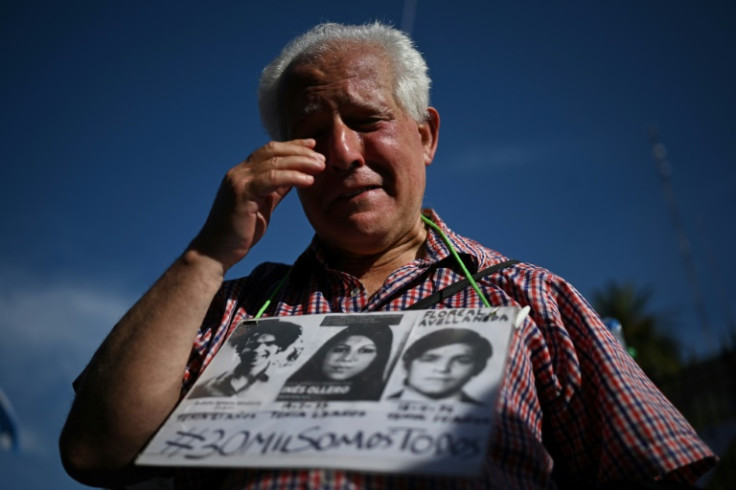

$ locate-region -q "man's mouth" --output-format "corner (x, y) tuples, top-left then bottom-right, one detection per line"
(339, 186), (381, 200)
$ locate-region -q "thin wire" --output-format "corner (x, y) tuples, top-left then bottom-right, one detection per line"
(421, 215), (491, 308)
(401, 0), (417, 34)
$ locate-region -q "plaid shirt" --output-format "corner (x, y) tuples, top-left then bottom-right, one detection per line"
(175, 210), (715, 489)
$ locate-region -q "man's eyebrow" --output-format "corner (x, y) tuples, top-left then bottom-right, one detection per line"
(300, 102), (323, 117)
(289, 101), (323, 125)
(295, 97), (390, 119)
(286, 105), (321, 135)
(350, 98), (392, 115)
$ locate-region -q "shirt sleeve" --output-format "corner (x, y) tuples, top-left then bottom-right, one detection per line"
(530, 273), (716, 485)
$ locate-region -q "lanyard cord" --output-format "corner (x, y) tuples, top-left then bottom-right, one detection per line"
(254, 271), (291, 319)
(254, 214), (491, 318)
(420, 215), (492, 308)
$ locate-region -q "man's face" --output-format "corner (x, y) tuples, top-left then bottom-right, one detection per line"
(406, 343), (478, 399)
(240, 333), (280, 372)
(282, 44), (438, 255)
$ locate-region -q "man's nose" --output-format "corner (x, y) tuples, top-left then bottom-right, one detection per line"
(322, 120), (363, 171)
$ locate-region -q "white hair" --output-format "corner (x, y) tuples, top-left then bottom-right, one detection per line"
(258, 21), (431, 141)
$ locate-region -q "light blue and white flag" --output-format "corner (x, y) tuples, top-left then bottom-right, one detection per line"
(0, 386), (19, 452)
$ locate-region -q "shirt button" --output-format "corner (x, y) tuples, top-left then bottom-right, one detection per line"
(350, 288), (361, 298)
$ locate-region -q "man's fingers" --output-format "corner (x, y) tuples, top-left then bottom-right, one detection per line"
(267, 153), (325, 173)
(248, 139), (322, 162)
(245, 169), (316, 198)
(232, 143), (325, 199)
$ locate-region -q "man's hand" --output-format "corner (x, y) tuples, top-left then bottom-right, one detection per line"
(189, 139), (325, 271)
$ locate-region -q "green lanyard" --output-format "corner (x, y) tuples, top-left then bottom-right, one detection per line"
(254, 271), (291, 319)
(254, 214), (492, 318)
(420, 215), (491, 308)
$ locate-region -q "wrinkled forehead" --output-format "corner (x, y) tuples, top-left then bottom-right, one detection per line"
(278, 43), (395, 119)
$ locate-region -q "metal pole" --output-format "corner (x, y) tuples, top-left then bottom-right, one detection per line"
(648, 124), (714, 355)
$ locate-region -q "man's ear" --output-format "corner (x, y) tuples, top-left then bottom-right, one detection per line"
(419, 107), (440, 166)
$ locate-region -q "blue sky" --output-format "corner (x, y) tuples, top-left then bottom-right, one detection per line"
(1, 1), (734, 488)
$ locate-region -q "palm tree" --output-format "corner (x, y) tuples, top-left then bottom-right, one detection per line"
(592, 281), (682, 387)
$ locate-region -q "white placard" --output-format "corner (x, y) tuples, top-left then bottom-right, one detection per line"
(136, 307), (525, 477)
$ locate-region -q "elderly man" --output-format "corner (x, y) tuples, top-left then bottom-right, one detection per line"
(60, 22), (715, 489)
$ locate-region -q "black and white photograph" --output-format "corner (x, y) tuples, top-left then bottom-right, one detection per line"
(277, 316), (400, 402)
(187, 319), (304, 401)
(386, 328), (493, 404)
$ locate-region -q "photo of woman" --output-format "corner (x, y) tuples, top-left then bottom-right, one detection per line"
(277, 324), (393, 401)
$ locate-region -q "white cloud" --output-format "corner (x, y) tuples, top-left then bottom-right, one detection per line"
(0, 266), (134, 462)
(1, 283), (129, 348)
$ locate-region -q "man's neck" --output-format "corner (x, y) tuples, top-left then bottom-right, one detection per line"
(323, 221), (427, 297)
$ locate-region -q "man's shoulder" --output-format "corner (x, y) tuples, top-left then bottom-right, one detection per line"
(430, 213), (568, 289)
(429, 212), (552, 277)
(480, 257), (558, 280)
(462, 241), (560, 286)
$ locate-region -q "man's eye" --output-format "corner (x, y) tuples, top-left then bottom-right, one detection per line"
(295, 128), (325, 140)
(351, 118), (382, 130)
(308, 127), (329, 138)
(291, 119), (326, 139)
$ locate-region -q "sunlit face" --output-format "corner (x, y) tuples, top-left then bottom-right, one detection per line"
(322, 334), (378, 381)
(240, 333), (280, 371)
(406, 343), (478, 398)
(283, 44), (438, 255)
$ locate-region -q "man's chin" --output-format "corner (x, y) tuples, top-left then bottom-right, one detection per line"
(316, 217), (399, 253)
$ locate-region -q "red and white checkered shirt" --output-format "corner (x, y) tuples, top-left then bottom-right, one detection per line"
(175, 210), (715, 489)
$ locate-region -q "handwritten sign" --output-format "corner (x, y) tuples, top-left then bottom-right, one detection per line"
(136, 307), (525, 476)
